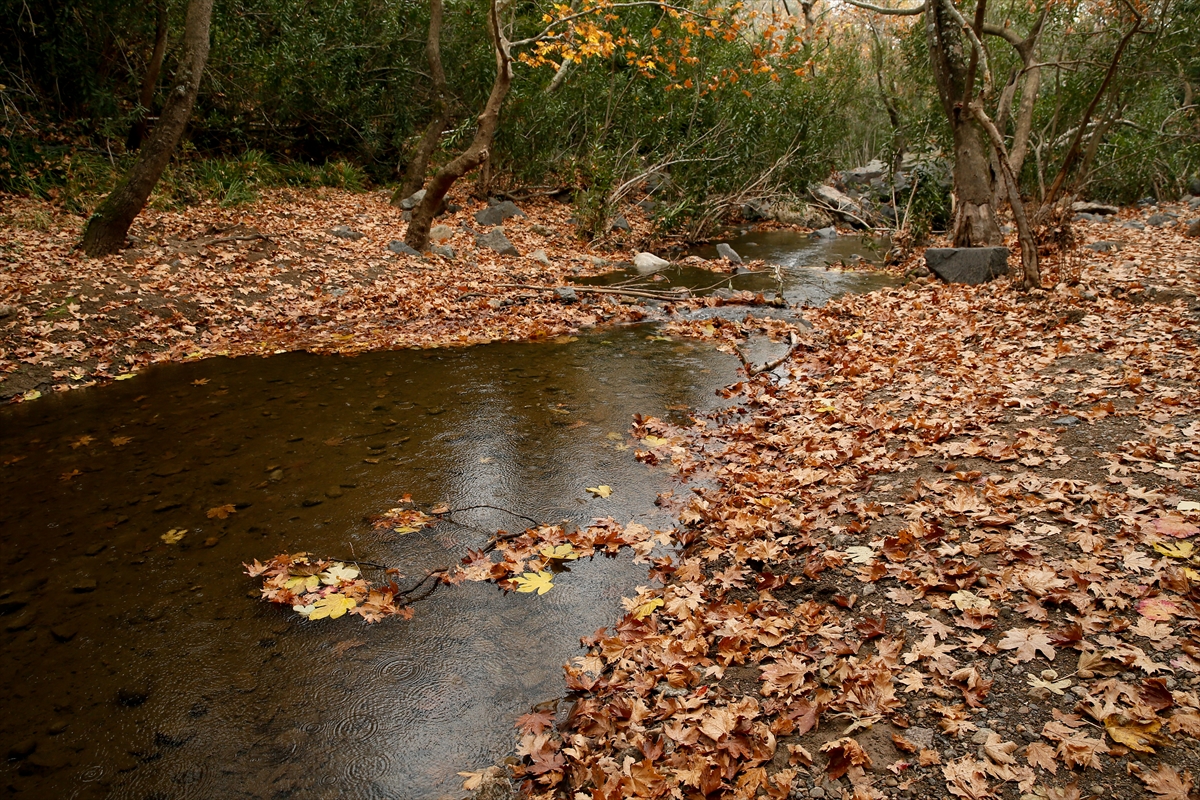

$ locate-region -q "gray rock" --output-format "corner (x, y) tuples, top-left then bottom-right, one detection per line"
(809, 788), (826, 799)
(330, 225), (364, 240)
(610, 215), (631, 231)
(632, 252), (670, 274)
(1189, 177), (1200, 196)
(388, 240), (422, 257)
(429, 223), (455, 243)
(925, 247), (1010, 285)
(1185, 219), (1200, 239)
(811, 184), (865, 222)
(637, 199), (657, 213)
(1054, 415), (1081, 426)
(1085, 241), (1122, 252)
(554, 287), (578, 303)
(1071, 201), (1119, 216)
(841, 159), (888, 186)
(474, 201), (525, 226)
(430, 244), (455, 259)
(1147, 213), (1176, 227)
(472, 765), (515, 800)
(741, 199), (772, 221)
(529, 249), (551, 265)
(811, 226), (838, 239)
(0, 303), (18, 319)
(1074, 213), (1102, 223)
(715, 243), (742, 264)
(399, 189), (426, 210)
(476, 228), (519, 257)
(1121, 220), (1146, 230)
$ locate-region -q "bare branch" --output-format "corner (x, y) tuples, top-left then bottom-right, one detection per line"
(837, 0), (925, 15)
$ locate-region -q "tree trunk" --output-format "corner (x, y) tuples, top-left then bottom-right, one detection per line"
(404, 0), (512, 252)
(127, 0), (170, 151)
(927, 0), (1003, 246)
(83, 0), (213, 256)
(391, 0), (449, 205)
(972, 102), (1040, 289)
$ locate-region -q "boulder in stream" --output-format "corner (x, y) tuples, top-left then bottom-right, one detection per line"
(925, 247), (1010, 285)
(715, 243), (742, 264)
(632, 252), (670, 274)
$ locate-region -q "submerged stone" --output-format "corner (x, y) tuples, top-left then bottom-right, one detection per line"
(716, 243), (742, 264)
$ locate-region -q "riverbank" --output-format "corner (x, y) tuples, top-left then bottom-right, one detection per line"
(498, 206), (1200, 799)
(0, 188), (708, 401)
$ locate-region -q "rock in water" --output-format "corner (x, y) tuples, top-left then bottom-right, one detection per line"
(811, 226), (838, 239)
(632, 252), (670, 274)
(476, 228), (519, 257)
(924, 247), (1010, 285)
(387, 240), (421, 257)
(474, 201), (525, 226)
(715, 243), (742, 264)
(399, 189), (426, 210)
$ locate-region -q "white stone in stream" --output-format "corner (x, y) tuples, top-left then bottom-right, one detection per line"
(715, 243), (742, 264)
(632, 252), (669, 274)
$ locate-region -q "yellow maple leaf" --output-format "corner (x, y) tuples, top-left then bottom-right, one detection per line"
(641, 436), (669, 447)
(1154, 541), (1194, 559)
(1105, 717), (1167, 753)
(633, 598), (664, 619)
(540, 544), (578, 560)
(286, 574), (321, 593)
(304, 593), (357, 620)
(586, 485), (612, 498)
(514, 570), (555, 595)
(161, 528), (186, 544)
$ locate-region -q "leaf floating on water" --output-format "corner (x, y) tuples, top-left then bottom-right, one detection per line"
(320, 563), (360, 584)
(513, 570), (555, 595)
(297, 593), (358, 620)
(161, 528), (186, 544)
(207, 504), (237, 519)
(191, 378), (209, 386)
(21, 390), (41, 401)
(285, 573), (321, 593)
(114, 373), (136, 381)
(540, 544), (577, 560)
(585, 485), (612, 498)
(110, 436), (132, 447)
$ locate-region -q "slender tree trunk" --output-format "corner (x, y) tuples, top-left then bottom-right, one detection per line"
(392, 0), (449, 205)
(127, 0), (169, 151)
(972, 102), (1040, 289)
(1040, 10), (1141, 214)
(83, 0), (213, 256)
(927, 0), (1002, 246)
(404, 0), (512, 252)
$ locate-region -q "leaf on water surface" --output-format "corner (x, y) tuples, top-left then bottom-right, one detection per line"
(586, 485), (612, 498)
(114, 373), (136, 381)
(540, 544), (578, 560)
(110, 436), (132, 447)
(286, 574), (321, 593)
(161, 528), (186, 544)
(514, 570), (555, 595)
(192, 378), (209, 386)
(320, 563), (360, 584)
(299, 593), (357, 620)
(207, 504), (236, 519)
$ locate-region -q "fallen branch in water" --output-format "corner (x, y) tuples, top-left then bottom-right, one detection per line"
(495, 283), (690, 301)
(734, 331), (802, 376)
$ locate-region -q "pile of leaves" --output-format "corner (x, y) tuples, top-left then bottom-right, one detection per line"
(490, 208), (1200, 799)
(244, 553), (412, 622)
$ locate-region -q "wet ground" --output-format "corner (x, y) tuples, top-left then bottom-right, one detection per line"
(0, 233), (891, 799)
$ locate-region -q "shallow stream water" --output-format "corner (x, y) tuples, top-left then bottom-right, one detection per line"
(0, 233), (894, 799)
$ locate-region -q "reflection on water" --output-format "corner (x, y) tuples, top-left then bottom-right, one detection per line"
(0, 231), (896, 799)
(0, 328), (736, 799)
(584, 230), (898, 309)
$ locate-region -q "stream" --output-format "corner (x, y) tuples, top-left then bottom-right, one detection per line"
(0, 233), (895, 799)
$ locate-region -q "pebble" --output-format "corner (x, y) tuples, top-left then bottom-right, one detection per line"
(861, 584), (876, 596)
(809, 788), (826, 798)
(971, 728), (993, 744)
(325, 486), (344, 499)
(1053, 415), (1081, 426)
(69, 577), (98, 593)
(302, 497), (323, 507)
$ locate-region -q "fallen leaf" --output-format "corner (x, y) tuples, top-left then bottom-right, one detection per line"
(161, 528), (186, 544)
(585, 485), (612, 498)
(1138, 596), (1181, 621)
(540, 544), (578, 560)
(1104, 717), (1168, 753)
(207, 504), (236, 519)
(513, 570), (555, 595)
(1140, 764), (1194, 800)
(299, 593), (357, 620)
(633, 598), (664, 619)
